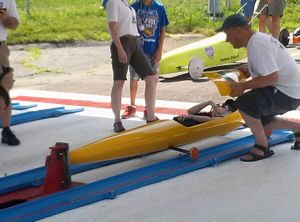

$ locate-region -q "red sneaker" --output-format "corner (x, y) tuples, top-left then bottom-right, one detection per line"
(121, 105), (136, 119)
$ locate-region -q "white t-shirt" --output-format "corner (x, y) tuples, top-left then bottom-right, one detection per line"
(247, 32), (300, 99)
(0, 0), (19, 41)
(106, 0), (139, 38)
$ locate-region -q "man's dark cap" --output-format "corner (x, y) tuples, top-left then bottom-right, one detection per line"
(216, 14), (249, 32)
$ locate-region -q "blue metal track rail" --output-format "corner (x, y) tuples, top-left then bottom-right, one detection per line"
(0, 130), (294, 222)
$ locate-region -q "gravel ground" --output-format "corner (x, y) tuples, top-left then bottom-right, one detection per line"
(10, 34), (300, 103)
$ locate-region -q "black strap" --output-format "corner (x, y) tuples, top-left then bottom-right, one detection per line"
(253, 144), (269, 155)
(294, 132), (300, 138)
(291, 141), (300, 150)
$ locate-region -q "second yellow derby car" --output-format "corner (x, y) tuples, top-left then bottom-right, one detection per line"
(159, 32), (247, 79)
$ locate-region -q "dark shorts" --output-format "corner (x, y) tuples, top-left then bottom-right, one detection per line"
(235, 86), (300, 125)
(255, 0), (286, 16)
(129, 54), (159, 81)
(110, 35), (156, 81)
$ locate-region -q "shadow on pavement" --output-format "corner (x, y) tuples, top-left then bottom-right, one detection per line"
(159, 73), (209, 83)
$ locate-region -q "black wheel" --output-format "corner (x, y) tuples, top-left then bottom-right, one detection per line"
(279, 28), (290, 47)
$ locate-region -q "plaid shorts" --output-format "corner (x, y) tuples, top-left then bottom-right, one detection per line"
(235, 86), (300, 125)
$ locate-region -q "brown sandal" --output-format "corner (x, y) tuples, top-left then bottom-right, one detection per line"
(291, 132), (300, 150)
(240, 144), (274, 162)
(146, 116), (159, 124)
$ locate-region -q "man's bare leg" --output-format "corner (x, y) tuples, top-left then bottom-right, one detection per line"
(271, 15), (281, 39)
(258, 14), (268, 33)
(144, 75), (158, 121)
(111, 80), (125, 123)
(264, 116), (300, 134)
(0, 105), (12, 127)
(130, 79), (138, 106)
(239, 110), (269, 159)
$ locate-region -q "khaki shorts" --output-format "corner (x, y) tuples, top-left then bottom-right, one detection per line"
(255, 0), (286, 16)
(110, 35), (156, 81)
(0, 45), (10, 67)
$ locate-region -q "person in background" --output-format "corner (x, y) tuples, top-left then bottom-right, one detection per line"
(254, 0), (286, 39)
(122, 0), (169, 119)
(208, 0), (224, 18)
(217, 14), (300, 162)
(240, 0), (256, 22)
(103, 0), (158, 133)
(0, 0), (20, 146)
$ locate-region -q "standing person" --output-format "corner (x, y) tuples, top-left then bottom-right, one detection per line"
(208, 0), (223, 18)
(217, 14), (300, 162)
(103, 0), (158, 133)
(121, 0), (169, 119)
(254, 0), (286, 39)
(0, 0), (20, 146)
(240, 0), (256, 22)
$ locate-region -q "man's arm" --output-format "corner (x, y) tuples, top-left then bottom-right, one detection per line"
(153, 26), (166, 64)
(230, 71), (279, 97)
(237, 64), (251, 78)
(109, 22), (127, 64)
(187, 101), (217, 115)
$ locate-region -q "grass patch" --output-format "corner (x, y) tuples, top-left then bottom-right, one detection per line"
(10, 0), (300, 44)
(20, 46), (65, 74)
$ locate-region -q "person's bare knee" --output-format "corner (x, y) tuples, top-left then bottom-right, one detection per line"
(144, 75), (158, 86)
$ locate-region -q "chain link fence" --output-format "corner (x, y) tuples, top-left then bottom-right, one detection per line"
(11, 0), (238, 43)
(17, 0), (101, 17)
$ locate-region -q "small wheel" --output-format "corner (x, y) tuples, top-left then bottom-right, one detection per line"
(188, 57), (204, 80)
(279, 28), (290, 47)
(189, 147), (199, 160)
(264, 130), (272, 137)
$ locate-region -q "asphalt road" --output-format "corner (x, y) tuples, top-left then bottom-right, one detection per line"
(10, 37), (300, 104)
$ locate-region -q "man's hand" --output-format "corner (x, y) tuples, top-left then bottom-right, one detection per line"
(237, 64), (250, 78)
(152, 50), (162, 64)
(109, 22), (128, 64)
(229, 82), (246, 97)
(0, 9), (8, 22)
(117, 48), (128, 64)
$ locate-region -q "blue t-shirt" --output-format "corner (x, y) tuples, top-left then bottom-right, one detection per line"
(131, 0), (169, 56)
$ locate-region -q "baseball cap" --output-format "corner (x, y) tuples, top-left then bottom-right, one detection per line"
(216, 14), (249, 32)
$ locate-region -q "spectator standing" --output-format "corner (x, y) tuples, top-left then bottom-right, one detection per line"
(103, 0), (158, 132)
(254, 0), (286, 39)
(0, 0), (20, 146)
(122, 0), (169, 119)
(240, 0), (256, 22)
